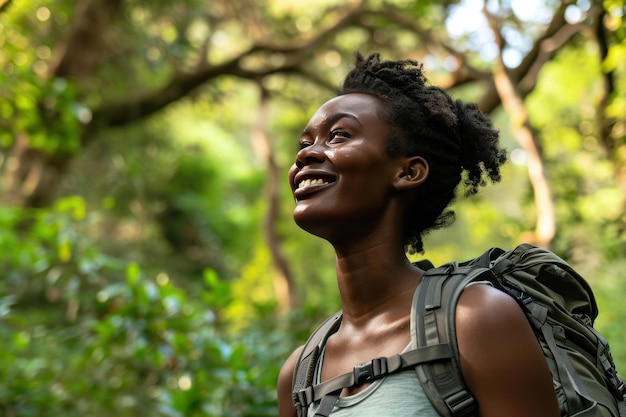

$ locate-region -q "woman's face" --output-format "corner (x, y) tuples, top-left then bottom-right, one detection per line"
(288, 93), (403, 238)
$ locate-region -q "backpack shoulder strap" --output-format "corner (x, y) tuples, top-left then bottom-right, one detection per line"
(292, 311), (342, 417)
(290, 249), (505, 417)
(291, 310), (454, 417)
(411, 258), (501, 417)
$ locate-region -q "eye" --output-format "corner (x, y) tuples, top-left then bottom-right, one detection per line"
(297, 139), (312, 151)
(329, 130), (351, 142)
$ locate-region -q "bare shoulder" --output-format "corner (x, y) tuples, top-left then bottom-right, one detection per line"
(278, 345), (303, 417)
(455, 284), (560, 417)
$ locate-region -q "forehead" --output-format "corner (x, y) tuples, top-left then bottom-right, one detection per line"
(308, 93), (387, 126)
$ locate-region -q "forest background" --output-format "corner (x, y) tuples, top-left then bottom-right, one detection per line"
(1, 0), (625, 416)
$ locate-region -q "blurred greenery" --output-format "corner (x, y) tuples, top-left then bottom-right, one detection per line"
(1, 0), (625, 415)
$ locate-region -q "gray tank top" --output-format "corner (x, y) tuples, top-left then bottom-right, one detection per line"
(307, 345), (440, 417)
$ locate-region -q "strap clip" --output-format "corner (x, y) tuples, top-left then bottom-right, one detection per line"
(445, 389), (477, 417)
(353, 357), (388, 385)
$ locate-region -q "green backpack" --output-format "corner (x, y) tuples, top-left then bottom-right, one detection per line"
(291, 243), (626, 417)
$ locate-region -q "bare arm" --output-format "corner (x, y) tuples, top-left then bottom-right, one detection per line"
(456, 285), (560, 417)
(278, 346), (303, 417)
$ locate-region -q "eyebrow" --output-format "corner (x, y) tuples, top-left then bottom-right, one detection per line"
(301, 112), (363, 136)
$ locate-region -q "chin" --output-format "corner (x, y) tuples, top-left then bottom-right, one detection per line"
(293, 212), (332, 239)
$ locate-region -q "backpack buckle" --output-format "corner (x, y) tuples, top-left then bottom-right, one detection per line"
(444, 389), (476, 417)
(353, 357), (388, 385)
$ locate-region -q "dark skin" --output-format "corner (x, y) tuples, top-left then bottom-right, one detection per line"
(278, 93), (560, 417)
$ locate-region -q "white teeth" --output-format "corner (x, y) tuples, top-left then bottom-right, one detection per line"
(298, 178), (329, 189)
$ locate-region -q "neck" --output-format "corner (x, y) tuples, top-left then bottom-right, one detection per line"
(332, 239), (423, 327)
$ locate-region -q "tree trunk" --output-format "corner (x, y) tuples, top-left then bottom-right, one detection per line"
(494, 64), (556, 248)
(251, 87), (299, 311)
(48, 0), (124, 78)
(0, 2), (361, 208)
(485, 4), (556, 248)
(1, 0), (124, 207)
(591, 8), (626, 221)
(0, 134), (71, 207)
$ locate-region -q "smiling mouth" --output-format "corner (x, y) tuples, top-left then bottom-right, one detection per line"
(293, 176), (335, 198)
(297, 178), (330, 189)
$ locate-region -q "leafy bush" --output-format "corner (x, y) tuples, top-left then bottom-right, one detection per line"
(0, 197), (293, 416)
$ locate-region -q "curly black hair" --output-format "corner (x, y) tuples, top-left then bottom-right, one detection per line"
(339, 52), (507, 253)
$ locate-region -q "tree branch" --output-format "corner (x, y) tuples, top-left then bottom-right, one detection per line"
(368, 7), (492, 87)
(478, 2), (582, 113)
(0, 0), (13, 14)
(89, 3), (369, 131)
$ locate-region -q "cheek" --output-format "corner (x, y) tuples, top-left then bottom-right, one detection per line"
(342, 156), (393, 185)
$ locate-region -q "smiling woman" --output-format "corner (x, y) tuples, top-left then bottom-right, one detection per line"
(289, 93), (405, 242)
(277, 52), (561, 417)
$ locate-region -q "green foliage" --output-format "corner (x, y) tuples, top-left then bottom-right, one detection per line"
(0, 0), (85, 153)
(0, 70), (83, 154)
(0, 198), (298, 417)
(1, 0), (626, 415)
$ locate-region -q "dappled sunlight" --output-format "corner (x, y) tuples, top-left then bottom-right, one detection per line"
(0, 0), (625, 415)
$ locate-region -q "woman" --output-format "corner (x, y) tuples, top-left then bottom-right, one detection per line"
(277, 53), (560, 417)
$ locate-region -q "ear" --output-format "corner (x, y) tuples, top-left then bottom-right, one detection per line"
(393, 156), (429, 191)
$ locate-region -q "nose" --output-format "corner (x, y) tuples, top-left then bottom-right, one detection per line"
(295, 141), (326, 168)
